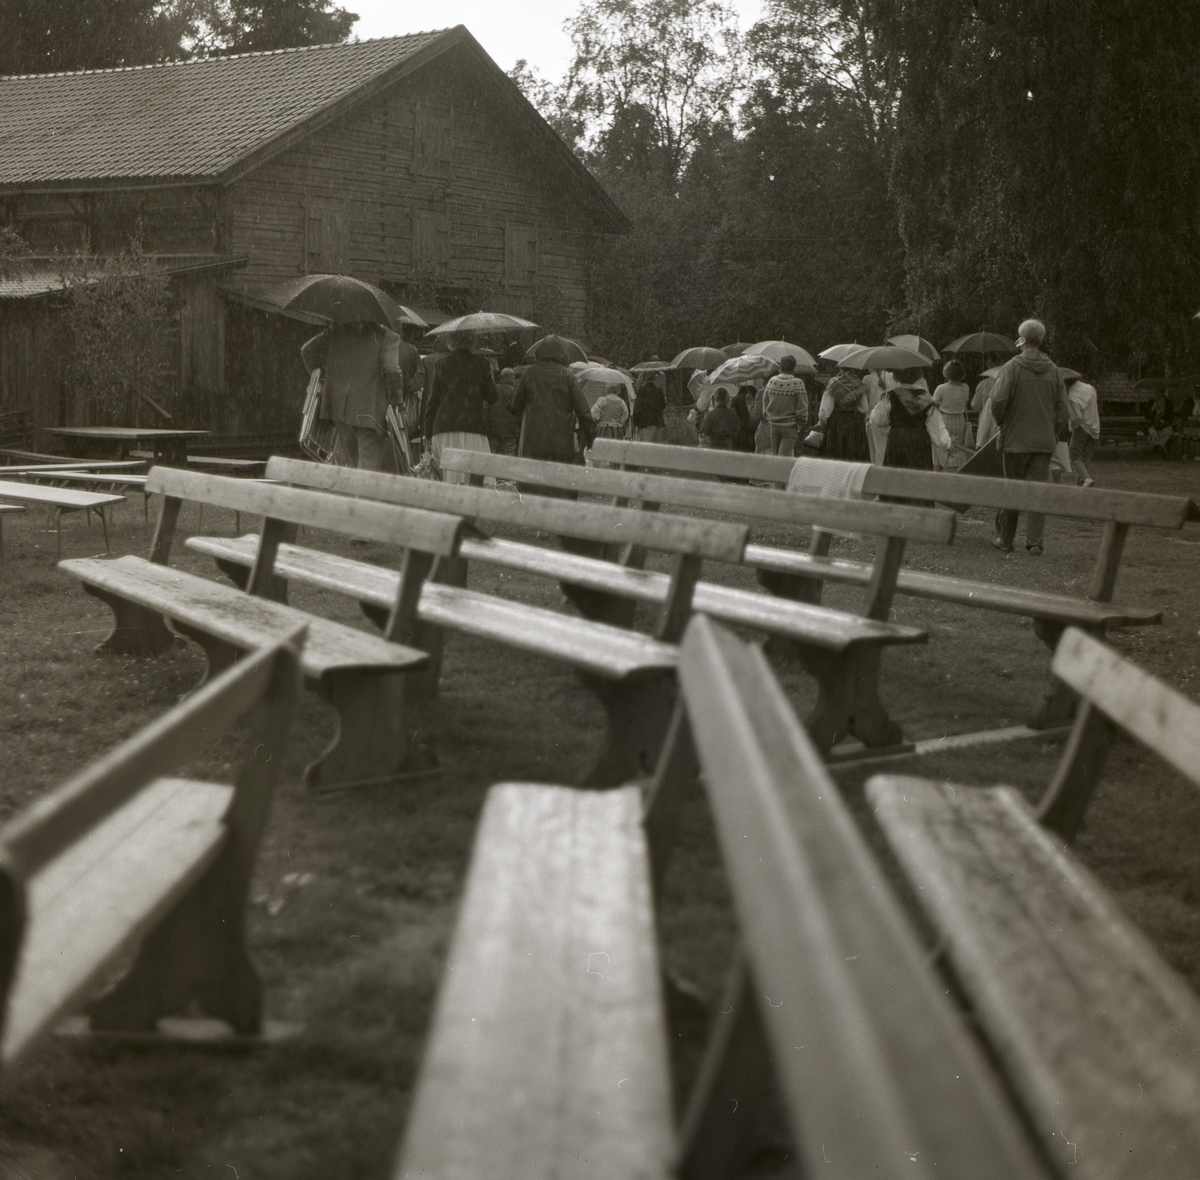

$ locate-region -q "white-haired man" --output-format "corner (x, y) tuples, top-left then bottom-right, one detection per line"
(989, 319), (1070, 555)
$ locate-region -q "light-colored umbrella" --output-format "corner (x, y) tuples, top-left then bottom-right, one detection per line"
(840, 345), (932, 371)
(818, 343), (867, 363)
(943, 332), (1015, 355)
(671, 346), (728, 371)
(575, 364), (635, 408)
(744, 340), (817, 369)
(722, 342), (753, 357)
(426, 311), (539, 343)
(887, 334), (940, 362)
(710, 354), (780, 384)
(630, 359), (675, 372)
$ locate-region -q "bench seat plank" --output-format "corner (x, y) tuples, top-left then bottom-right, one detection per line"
(746, 544), (1163, 627)
(188, 534), (927, 652)
(188, 534), (676, 679)
(867, 776), (1200, 1179)
(59, 555), (426, 677)
(419, 582), (676, 680)
(397, 783), (673, 1180)
(0, 479), (125, 510)
(3, 777), (232, 1063)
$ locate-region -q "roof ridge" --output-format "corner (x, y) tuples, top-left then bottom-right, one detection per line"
(0, 29), (455, 82)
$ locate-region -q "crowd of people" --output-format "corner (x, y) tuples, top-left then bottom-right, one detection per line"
(297, 316), (1145, 559)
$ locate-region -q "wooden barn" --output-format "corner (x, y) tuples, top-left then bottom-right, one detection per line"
(0, 28), (627, 451)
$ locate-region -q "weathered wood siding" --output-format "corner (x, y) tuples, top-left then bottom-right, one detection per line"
(0, 299), (69, 443)
(223, 42), (607, 336)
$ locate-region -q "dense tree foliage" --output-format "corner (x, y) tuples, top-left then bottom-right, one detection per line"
(880, 0), (1200, 374)
(0, 0), (356, 75)
(516, 0), (1200, 376)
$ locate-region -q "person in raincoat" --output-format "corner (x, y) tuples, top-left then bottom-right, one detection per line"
(511, 335), (594, 462)
(422, 332), (498, 484)
(301, 320), (414, 472)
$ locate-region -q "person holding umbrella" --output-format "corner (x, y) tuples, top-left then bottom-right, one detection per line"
(301, 320), (414, 473)
(422, 331), (499, 484)
(870, 367), (942, 473)
(510, 334), (594, 465)
(815, 363), (870, 461)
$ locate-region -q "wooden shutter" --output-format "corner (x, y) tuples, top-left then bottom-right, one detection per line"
(504, 222), (538, 292)
(303, 198), (349, 273)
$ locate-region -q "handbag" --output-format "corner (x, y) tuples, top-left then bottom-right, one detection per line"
(926, 406), (952, 453)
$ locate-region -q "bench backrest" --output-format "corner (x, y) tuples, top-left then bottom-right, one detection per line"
(146, 466), (465, 563)
(439, 448), (957, 546)
(263, 457), (749, 565)
(1038, 626), (1200, 838)
(0, 627), (304, 1062)
(592, 438), (1199, 528)
(663, 615), (1045, 1176)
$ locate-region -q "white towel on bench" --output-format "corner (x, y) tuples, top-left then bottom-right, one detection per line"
(787, 458), (870, 539)
(787, 457), (870, 500)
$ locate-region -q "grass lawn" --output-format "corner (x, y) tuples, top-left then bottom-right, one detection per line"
(2, 453), (1199, 1178)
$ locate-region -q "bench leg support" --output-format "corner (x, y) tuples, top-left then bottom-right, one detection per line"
(1029, 619), (1102, 729)
(579, 671), (677, 787)
(83, 583), (178, 657)
(172, 622), (240, 682)
(677, 951), (774, 1180)
(87, 847), (264, 1036)
(403, 554), (468, 701)
(309, 670), (416, 791)
(798, 644), (904, 751)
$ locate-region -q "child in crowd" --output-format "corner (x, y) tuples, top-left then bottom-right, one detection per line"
(700, 388), (739, 449)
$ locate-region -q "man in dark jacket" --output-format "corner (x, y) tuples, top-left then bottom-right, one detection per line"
(302, 320), (413, 472)
(989, 319), (1070, 555)
(510, 335), (593, 463)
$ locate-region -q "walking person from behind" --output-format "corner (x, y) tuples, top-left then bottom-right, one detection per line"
(422, 332), (498, 484)
(989, 319), (1070, 555)
(1065, 374), (1100, 486)
(632, 371), (666, 442)
(700, 388), (738, 450)
(761, 355), (809, 455)
(511, 334), (594, 464)
(302, 319), (414, 472)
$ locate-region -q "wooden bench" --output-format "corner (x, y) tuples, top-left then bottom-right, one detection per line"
(192, 456), (934, 759)
(0, 503), (24, 564)
(592, 438), (1190, 725)
(0, 478), (126, 559)
(59, 467), (467, 791)
(395, 613), (1047, 1180)
(0, 628), (304, 1064)
(22, 469), (152, 522)
(188, 458), (747, 785)
(866, 627), (1200, 1178)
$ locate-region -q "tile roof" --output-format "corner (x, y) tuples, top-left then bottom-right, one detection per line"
(0, 32), (451, 187)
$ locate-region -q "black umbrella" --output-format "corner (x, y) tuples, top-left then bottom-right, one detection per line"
(527, 335), (589, 363)
(268, 274), (426, 329)
(943, 332), (1016, 355)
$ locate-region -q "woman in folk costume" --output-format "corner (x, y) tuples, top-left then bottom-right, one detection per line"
(422, 331), (498, 484)
(816, 364), (871, 461)
(590, 386), (630, 438)
(870, 367), (940, 471)
(931, 359), (971, 470)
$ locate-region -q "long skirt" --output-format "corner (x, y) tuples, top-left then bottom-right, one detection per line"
(934, 411), (968, 470)
(431, 431), (490, 484)
(883, 423), (933, 470)
(822, 409), (870, 462)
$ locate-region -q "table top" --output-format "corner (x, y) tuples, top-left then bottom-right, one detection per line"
(24, 471), (148, 487)
(0, 479), (125, 508)
(44, 427), (209, 441)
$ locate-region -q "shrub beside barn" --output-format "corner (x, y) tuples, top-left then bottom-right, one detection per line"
(0, 27), (627, 453)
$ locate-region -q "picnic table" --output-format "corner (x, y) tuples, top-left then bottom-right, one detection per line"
(44, 427), (208, 466)
(0, 480), (124, 559)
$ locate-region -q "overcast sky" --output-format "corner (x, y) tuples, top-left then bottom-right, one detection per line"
(347, 0), (765, 79)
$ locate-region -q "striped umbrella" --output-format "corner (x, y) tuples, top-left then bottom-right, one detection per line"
(709, 354), (780, 384)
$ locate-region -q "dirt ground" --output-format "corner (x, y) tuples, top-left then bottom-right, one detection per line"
(1, 453), (1198, 1178)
